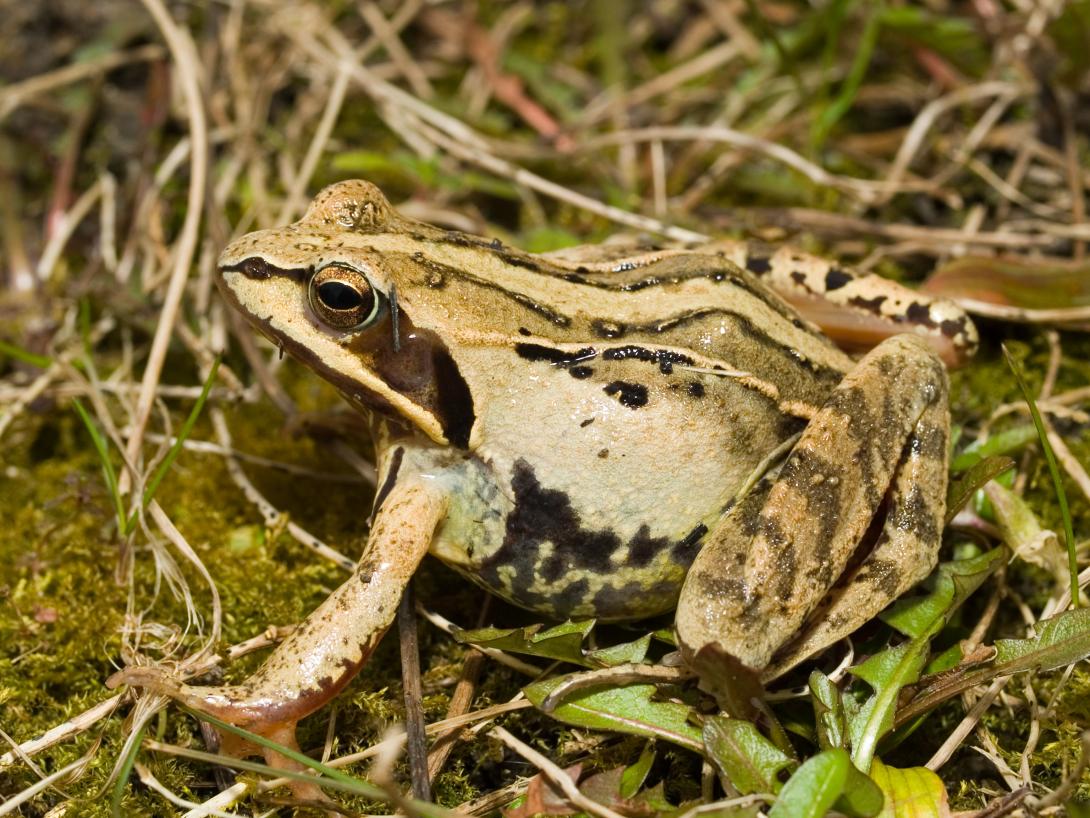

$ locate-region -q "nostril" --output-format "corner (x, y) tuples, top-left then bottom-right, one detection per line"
(239, 257), (273, 280)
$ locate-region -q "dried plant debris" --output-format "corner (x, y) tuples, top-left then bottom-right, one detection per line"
(3, 1), (1090, 816)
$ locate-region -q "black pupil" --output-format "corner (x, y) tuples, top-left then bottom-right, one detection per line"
(318, 280), (367, 311)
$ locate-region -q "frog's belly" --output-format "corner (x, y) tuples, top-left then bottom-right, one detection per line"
(426, 376), (796, 621)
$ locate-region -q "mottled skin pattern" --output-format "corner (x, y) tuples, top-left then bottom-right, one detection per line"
(112, 180), (974, 774)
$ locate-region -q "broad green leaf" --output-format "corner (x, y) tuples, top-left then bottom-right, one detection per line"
(850, 550), (1003, 768)
(523, 678), (702, 753)
(869, 759), (950, 818)
(810, 670), (846, 751)
(925, 643), (963, 675)
(768, 748), (849, 818)
(896, 609), (1090, 726)
(949, 426), (1037, 472)
(703, 716), (794, 795)
(880, 548), (1005, 639)
(619, 742), (655, 799)
(994, 607), (1090, 672)
(586, 633), (652, 667)
(944, 455), (1015, 522)
(835, 762), (885, 818)
(848, 642), (928, 772)
(455, 620), (595, 666)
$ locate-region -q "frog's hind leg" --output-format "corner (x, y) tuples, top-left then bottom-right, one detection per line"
(763, 388), (949, 679)
(705, 239), (978, 366)
(109, 481), (447, 796)
(676, 334), (949, 685)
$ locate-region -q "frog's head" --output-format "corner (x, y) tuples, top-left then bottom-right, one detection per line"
(216, 180), (475, 448)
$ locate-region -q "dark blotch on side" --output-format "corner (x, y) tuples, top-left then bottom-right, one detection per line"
(603, 345), (694, 374)
(604, 380), (649, 409)
(745, 256), (771, 275)
(570, 366), (594, 379)
(687, 381), (706, 398)
(479, 459), (623, 600)
(515, 343), (597, 366)
(672, 523), (707, 565)
(825, 268), (852, 290)
(849, 294), (888, 314)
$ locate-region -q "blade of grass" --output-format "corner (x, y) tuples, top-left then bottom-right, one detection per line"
(127, 357), (221, 531)
(178, 705), (458, 818)
(72, 398), (127, 533)
(0, 338), (52, 369)
(110, 723), (145, 818)
(145, 738), (384, 799)
(1002, 344), (1079, 607)
(812, 2), (883, 151)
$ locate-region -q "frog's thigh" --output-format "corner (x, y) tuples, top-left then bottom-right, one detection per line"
(706, 240), (978, 365)
(676, 334), (949, 674)
(111, 479), (447, 741)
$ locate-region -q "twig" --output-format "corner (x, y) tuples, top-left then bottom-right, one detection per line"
(398, 584), (433, 802)
(123, 0), (210, 494)
(926, 677), (1009, 771)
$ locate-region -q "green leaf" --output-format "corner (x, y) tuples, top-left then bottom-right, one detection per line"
(835, 762), (885, 818)
(880, 548), (1005, 639)
(869, 759), (950, 818)
(847, 549), (1004, 768)
(703, 716), (795, 795)
(949, 425), (1038, 472)
(897, 608), (1090, 726)
(523, 678), (703, 753)
(994, 607), (1090, 672)
(455, 619), (595, 667)
(810, 670), (846, 751)
(848, 642), (928, 772)
(619, 741), (655, 799)
(768, 748), (849, 818)
(586, 633), (651, 667)
(944, 455), (1015, 523)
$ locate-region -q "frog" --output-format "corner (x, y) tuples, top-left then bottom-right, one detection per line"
(112, 179), (976, 774)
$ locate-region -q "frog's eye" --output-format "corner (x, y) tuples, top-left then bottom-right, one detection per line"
(308, 263), (385, 331)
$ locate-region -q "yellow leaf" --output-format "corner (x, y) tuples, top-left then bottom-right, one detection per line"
(870, 760), (951, 818)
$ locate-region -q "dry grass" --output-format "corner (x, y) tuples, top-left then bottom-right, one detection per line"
(2, 1), (1090, 816)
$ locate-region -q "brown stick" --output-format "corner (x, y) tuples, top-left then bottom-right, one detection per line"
(399, 583), (432, 802)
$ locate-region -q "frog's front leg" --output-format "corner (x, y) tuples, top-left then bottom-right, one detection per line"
(676, 334), (950, 691)
(110, 480), (447, 781)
